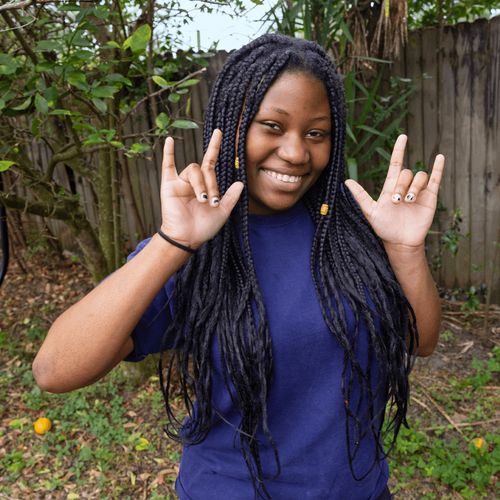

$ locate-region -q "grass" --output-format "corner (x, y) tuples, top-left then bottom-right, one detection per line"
(0, 256), (498, 498)
(386, 347), (500, 499)
(0, 318), (181, 498)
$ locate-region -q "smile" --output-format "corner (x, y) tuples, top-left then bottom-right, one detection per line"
(262, 169), (303, 184)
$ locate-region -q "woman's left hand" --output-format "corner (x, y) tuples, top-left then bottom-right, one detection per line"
(344, 134), (445, 248)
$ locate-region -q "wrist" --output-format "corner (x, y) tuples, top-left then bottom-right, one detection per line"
(157, 229), (197, 254)
(383, 241), (426, 256)
(151, 233), (193, 264)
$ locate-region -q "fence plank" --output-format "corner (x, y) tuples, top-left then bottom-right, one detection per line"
(469, 20), (490, 290)
(485, 16), (500, 304)
(438, 25), (458, 287)
(420, 26), (441, 278)
(454, 23), (473, 289)
(405, 30), (425, 173)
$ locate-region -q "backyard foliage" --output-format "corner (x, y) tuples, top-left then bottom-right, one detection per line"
(0, 1), (215, 281)
(407, 0), (499, 29)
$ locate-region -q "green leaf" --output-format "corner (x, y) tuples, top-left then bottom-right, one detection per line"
(346, 157), (358, 181)
(168, 93), (180, 103)
(0, 54), (20, 75)
(345, 122), (357, 144)
(129, 143), (150, 154)
(82, 133), (105, 146)
(105, 74), (132, 86)
(35, 94), (49, 114)
(0, 160), (16, 172)
(123, 24), (151, 54)
(93, 6), (110, 20)
(67, 71), (88, 91)
(35, 61), (55, 73)
(109, 140), (124, 149)
(59, 3), (81, 11)
(177, 79), (200, 89)
(8, 418), (24, 429)
(155, 112), (170, 130)
(105, 41), (121, 49)
(0, 99), (5, 111)
(92, 98), (107, 113)
(35, 40), (61, 52)
(91, 86), (119, 99)
(171, 119), (198, 130)
(356, 125), (388, 138)
(12, 97), (32, 111)
(152, 75), (170, 88)
(49, 109), (73, 116)
(375, 147), (391, 162)
(134, 437), (150, 451)
(72, 49), (93, 61)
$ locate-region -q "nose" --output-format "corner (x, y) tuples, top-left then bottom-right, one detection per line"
(277, 133), (309, 166)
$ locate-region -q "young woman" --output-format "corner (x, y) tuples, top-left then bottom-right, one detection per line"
(33, 34), (443, 499)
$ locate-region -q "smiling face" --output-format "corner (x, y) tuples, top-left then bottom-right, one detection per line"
(244, 71), (332, 215)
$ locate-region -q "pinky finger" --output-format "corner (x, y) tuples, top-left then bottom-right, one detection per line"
(427, 154), (445, 195)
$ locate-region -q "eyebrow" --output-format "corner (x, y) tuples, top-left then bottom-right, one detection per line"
(265, 106), (330, 122)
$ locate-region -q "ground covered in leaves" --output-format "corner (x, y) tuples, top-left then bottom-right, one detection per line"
(0, 254), (498, 499)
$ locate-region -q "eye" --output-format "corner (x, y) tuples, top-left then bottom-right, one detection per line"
(261, 121), (281, 131)
(306, 129), (329, 139)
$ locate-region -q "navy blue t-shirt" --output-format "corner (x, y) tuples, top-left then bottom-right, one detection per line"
(126, 202), (389, 499)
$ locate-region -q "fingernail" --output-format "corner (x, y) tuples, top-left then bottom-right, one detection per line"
(392, 193), (402, 203)
(200, 192), (208, 201)
(405, 192), (415, 202)
(211, 197), (219, 206)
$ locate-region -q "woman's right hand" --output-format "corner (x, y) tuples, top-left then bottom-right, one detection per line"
(160, 129), (244, 249)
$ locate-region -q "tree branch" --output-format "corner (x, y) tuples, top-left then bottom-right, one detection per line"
(0, 191), (75, 221)
(43, 144), (80, 182)
(0, 0), (56, 13)
(0, 9), (38, 64)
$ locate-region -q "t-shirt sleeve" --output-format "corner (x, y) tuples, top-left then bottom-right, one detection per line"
(124, 238), (175, 362)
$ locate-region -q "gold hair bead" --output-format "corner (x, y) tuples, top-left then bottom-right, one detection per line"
(234, 156), (240, 169)
(320, 204), (329, 216)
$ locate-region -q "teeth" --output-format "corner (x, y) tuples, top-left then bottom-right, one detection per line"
(263, 169), (302, 183)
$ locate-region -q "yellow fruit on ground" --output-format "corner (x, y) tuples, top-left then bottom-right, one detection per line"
(33, 417), (52, 435)
(472, 437), (486, 449)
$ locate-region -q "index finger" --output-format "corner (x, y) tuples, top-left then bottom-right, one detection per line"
(201, 129), (222, 171)
(382, 134), (408, 192)
(162, 137), (178, 183)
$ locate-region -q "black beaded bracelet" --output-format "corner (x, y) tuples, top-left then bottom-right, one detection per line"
(157, 229), (196, 254)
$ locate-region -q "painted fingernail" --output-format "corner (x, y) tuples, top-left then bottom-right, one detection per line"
(392, 193), (402, 203)
(200, 192), (208, 201)
(211, 196), (219, 206)
(405, 192), (415, 202)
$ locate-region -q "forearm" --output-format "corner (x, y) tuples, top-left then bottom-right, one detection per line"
(32, 234), (190, 392)
(384, 242), (441, 356)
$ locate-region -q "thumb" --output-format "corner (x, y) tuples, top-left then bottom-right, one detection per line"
(344, 179), (375, 221)
(219, 181), (244, 215)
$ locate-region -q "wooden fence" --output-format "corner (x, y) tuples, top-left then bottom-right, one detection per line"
(6, 18), (500, 301)
(393, 16), (499, 302)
